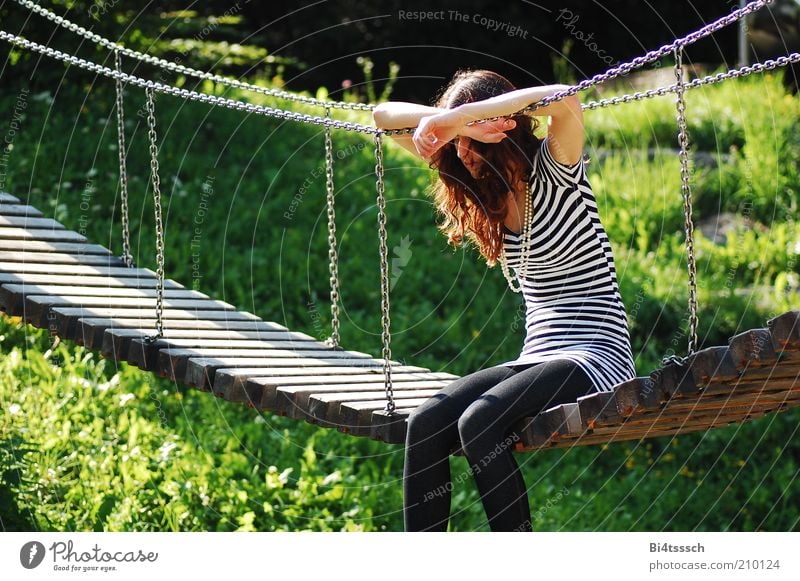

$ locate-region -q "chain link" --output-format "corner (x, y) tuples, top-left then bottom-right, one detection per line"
(374, 132), (395, 413)
(14, 0), (373, 112)
(0, 31), (379, 134)
(323, 106), (342, 349)
(114, 49), (134, 268)
(668, 47), (699, 366)
(144, 87), (166, 342)
(584, 53), (800, 110)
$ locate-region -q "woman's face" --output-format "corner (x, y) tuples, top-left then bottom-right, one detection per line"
(454, 136), (484, 179)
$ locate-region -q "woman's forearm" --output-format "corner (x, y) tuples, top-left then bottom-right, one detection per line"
(372, 101), (447, 130)
(452, 84), (579, 124)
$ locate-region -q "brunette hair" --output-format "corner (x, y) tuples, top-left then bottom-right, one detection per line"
(427, 69), (542, 267)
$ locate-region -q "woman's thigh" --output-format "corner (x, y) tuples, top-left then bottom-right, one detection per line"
(406, 365), (521, 436)
(459, 359), (596, 438)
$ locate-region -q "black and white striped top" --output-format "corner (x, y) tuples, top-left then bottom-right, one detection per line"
(492, 137), (636, 393)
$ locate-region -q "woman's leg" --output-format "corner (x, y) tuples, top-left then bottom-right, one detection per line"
(456, 359), (596, 531)
(403, 365), (521, 531)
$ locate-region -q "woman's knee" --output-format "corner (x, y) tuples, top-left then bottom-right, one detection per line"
(406, 401), (453, 444)
(457, 397), (502, 447)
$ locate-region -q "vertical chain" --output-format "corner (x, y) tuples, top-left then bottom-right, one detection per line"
(323, 106), (341, 349)
(144, 87), (165, 342)
(670, 46), (700, 363)
(114, 49), (134, 267)
(374, 131), (395, 413)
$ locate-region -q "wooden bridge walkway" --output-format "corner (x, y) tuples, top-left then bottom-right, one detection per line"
(1, 191), (798, 451)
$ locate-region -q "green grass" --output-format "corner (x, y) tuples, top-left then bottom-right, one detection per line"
(0, 66), (798, 531)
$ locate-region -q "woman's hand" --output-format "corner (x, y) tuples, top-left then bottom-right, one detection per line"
(412, 110), (516, 161)
(461, 117), (517, 144)
(412, 110), (464, 161)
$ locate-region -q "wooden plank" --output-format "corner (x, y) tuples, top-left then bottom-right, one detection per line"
(223, 369), (449, 406)
(577, 391), (623, 429)
(516, 410), (769, 451)
(103, 327), (308, 361)
(687, 346), (738, 387)
(768, 310), (800, 351)
(0, 262), (161, 278)
(540, 402), (790, 447)
(169, 349), (382, 391)
(128, 335), (333, 372)
(0, 216), (66, 229)
(727, 328), (780, 368)
(338, 398), (432, 436)
(0, 251), (126, 266)
(0, 228), (86, 242)
(0, 284), (206, 315)
(21, 294), (237, 327)
(50, 306), (265, 341)
(155, 346), (374, 381)
(0, 240), (111, 255)
(0, 272), (183, 289)
(77, 317), (288, 351)
(0, 204), (44, 217)
(186, 356), (426, 391)
(0, 192), (21, 203)
(703, 351), (800, 391)
(306, 388), (443, 424)
(253, 372), (452, 411)
(276, 378), (450, 417)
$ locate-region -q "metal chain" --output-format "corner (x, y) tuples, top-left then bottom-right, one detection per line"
(14, 0), (373, 112)
(323, 106), (342, 349)
(374, 131), (395, 414)
(3, 0), (778, 136)
(379, 0), (777, 135)
(584, 53), (800, 110)
(663, 46), (699, 368)
(114, 49), (134, 267)
(144, 87), (166, 342)
(0, 31), (379, 134)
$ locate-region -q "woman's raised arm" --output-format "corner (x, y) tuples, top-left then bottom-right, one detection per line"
(412, 84), (584, 165)
(373, 101), (525, 161)
(372, 101), (447, 160)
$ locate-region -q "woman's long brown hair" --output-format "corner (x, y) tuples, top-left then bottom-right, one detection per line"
(427, 69), (542, 267)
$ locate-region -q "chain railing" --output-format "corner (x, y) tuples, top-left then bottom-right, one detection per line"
(12, 0), (373, 112)
(143, 87), (166, 343)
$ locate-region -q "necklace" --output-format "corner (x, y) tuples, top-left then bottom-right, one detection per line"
(500, 179), (533, 293)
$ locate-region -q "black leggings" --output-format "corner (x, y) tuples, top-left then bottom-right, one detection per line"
(403, 358), (595, 532)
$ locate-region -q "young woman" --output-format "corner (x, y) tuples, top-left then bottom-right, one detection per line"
(372, 69), (636, 532)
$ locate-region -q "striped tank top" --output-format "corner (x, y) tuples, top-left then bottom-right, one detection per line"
(491, 136), (637, 393)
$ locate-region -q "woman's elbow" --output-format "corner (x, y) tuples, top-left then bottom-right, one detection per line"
(372, 103), (391, 128)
